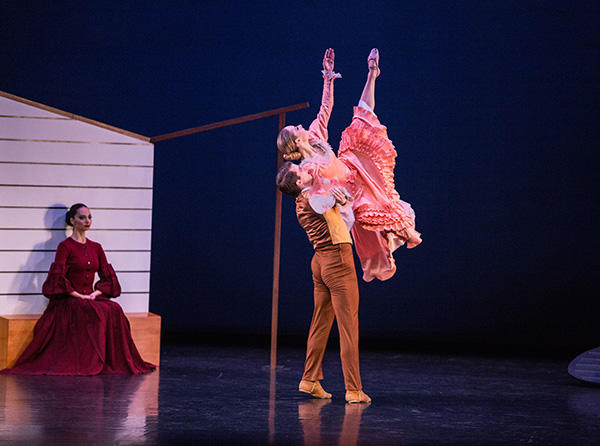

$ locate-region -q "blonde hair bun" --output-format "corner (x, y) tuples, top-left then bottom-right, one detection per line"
(283, 151), (302, 161)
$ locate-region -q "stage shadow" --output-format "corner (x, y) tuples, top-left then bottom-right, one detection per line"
(9, 204), (68, 313)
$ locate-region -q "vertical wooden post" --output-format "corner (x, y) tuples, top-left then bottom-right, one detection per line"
(270, 113), (285, 370)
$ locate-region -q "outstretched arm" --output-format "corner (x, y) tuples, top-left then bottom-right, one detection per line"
(308, 48), (341, 142)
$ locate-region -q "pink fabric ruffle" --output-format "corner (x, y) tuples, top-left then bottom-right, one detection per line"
(338, 106), (420, 281)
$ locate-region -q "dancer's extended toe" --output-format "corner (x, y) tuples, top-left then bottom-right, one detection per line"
(368, 48), (380, 77)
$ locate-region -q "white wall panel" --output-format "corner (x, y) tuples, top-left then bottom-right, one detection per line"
(1, 93), (154, 315)
(0, 186), (153, 208)
(0, 96), (64, 118)
(0, 140), (153, 165)
(113, 293), (150, 313)
(0, 295), (48, 315)
(0, 164), (153, 188)
(0, 251), (55, 271)
(0, 208), (152, 230)
(0, 272), (150, 294)
(0, 117), (148, 144)
(0, 251), (151, 272)
(0, 293), (149, 315)
(0, 230), (151, 251)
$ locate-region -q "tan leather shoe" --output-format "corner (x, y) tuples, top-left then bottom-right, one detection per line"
(345, 390), (371, 404)
(299, 380), (332, 399)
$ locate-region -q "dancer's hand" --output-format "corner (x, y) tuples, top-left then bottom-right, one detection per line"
(322, 48), (341, 80)
(323, 48), (335, 72)
(331, 186), (351, 206)
(79, 291), (100, 300)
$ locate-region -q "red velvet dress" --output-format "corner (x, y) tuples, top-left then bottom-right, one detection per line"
(0, 237), (155, 375)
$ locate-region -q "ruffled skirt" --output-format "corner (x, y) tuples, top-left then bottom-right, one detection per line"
(339, 106), (420, 281)
(0, 297), (155, 375)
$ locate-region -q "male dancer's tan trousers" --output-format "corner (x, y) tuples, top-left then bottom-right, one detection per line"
(302, 243), (362, 391)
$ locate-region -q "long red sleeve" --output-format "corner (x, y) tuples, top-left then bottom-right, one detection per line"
(94, 245), (121, 298)
(42, 243), (75, 299)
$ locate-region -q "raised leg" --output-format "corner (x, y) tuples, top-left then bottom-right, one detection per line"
(359, 48), (380, 111)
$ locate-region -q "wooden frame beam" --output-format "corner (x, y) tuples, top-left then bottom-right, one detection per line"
(150, 102), (309, 143)
(151, 102), (310, 370)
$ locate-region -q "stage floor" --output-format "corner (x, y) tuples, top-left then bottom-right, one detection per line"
(1, 344), (598, 445)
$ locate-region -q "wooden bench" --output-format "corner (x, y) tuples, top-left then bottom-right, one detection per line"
(0, 312), (161, 369)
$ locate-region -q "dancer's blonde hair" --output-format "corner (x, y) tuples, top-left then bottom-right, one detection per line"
(277, 127), (302, 161)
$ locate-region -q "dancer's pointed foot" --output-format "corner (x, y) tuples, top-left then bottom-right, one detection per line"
(299, 380), (332, 399)
(345, 389), (372, 404)
(368, 48), (380, 78)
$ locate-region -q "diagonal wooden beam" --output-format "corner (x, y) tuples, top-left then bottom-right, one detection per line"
(150, 102), (309, 143)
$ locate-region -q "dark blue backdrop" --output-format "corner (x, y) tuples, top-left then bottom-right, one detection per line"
(2, 1), (598, 354)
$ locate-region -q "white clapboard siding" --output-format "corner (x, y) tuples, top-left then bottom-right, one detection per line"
(0, 230), (151, 251)
(113, 293), (152, 312)
(0, 164), (153, 188)
(0, 117), (149, 144)
(0, 295), (48, 315)
(0, 208), (152, 230)
(0, 91), (153, 315)
(0, 272), (150, 294)
(0, 186), (153, 208)
(0, 140), (153, 165)
(0, 96), (63, 118)
(0, 293), (150, 315)
(0, 251), (151, 272)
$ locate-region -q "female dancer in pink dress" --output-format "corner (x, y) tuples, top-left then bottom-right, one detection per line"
(1, 203), (155, 375)
(277, 48), (421, 282)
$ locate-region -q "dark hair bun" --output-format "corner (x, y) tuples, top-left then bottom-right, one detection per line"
(65, 203), (88, 226)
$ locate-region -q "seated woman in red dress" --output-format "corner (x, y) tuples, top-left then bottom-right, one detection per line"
(0, 203), (155, 375)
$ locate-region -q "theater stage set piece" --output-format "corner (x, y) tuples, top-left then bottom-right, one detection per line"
(0, 91), (161, 368)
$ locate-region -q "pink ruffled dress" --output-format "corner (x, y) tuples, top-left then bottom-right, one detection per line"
(301, 74), (421, 281)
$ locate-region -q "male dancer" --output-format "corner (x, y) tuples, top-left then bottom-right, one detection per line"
(276, 162), (371, 404)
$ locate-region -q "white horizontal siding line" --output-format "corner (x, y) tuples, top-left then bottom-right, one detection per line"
(0, 292), (149, 295)
(0, 271), (149, 293)
(1, 231), (151, 250)
(0, 293), (150, 315)
(1, 164), (153, 188)
(0, 228), (151, 231)
(0, 161), (153, 168)
(0, 291), (149, 295)
(0, 184), (152, 189)
(0, 187), (153, 208)
(0, 115), (70, 120)
(0, 251), (151, 271)
(0, 138), (151, 146)
(0, 293), (149, 314)
(2, 270), (151, 273)
(0, 206), (152, 210)
(0, 249), (152, 252)
(1, 141), (154, 165)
